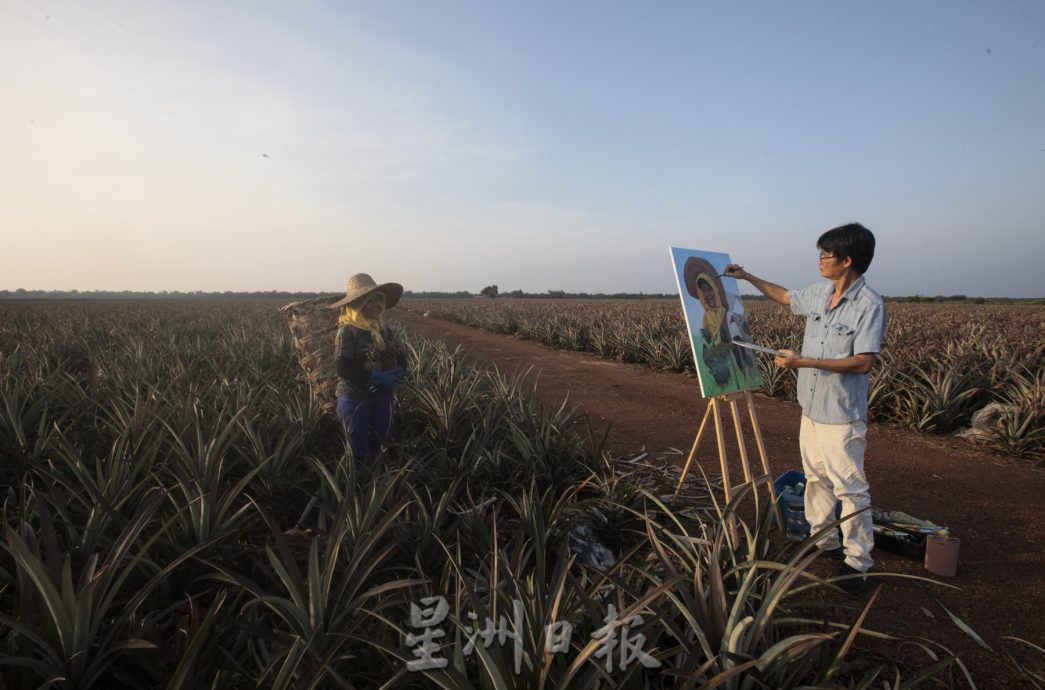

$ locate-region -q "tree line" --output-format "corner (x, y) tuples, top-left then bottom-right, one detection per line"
(1, 288), (1038, 304)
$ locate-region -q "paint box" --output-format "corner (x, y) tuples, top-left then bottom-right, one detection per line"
(872, 524), (927, 559)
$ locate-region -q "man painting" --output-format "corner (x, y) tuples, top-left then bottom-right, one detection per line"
(725, 223), (886, 593)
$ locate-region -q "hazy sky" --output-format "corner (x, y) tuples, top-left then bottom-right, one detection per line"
(2, 1), (1043, 297)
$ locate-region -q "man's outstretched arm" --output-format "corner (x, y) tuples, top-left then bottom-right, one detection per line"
(774, 350), (877, 375)
(723, 264), (790, 305)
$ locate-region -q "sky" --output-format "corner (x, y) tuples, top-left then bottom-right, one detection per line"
(2, 1), (1043, 298)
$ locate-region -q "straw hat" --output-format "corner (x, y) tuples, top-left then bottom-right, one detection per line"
(328, 273), (403, 310)
(683, 256), (721, 300)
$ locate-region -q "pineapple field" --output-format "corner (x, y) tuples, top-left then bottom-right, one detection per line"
(401, 298), (1045, 463)
(0, 299), (1042, 688)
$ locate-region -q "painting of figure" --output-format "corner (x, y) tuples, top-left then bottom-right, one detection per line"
(670, 246), (763, 398)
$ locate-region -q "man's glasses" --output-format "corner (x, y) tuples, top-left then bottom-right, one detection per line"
(818, 252), (837, 263)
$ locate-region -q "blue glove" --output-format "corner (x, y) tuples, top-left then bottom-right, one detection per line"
(368, 369), (398, 390)
(389, 367), (407, 384)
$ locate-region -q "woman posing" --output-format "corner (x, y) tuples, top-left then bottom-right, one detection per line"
(330, 273), (406, 464)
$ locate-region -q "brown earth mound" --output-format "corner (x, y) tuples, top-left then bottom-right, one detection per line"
(391, 307), (1045, 688)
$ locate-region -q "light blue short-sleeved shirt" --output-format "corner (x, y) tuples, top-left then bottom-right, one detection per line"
(788, 276), (887, 424)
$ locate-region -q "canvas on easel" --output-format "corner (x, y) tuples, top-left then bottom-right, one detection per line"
(669, 246), (782, 528)
(669, 247), (762, 398)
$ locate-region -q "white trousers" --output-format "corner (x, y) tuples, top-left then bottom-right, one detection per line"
(799, 416), (874, 572)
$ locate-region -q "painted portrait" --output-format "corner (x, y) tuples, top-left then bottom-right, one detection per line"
(669, 247), (763, 398)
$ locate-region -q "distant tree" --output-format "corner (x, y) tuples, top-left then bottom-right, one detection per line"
(480, 284), (499, 298)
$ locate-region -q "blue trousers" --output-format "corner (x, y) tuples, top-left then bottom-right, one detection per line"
(336, 396), (395, 463)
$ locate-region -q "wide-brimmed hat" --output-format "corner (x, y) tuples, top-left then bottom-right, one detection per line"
(683, 256), (721, 300)
(328, 273), (403, 310)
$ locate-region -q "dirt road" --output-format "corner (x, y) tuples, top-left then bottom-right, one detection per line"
(392, 306), (1045, 687)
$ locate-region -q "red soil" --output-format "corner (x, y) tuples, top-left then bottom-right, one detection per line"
(391, 307), (1045, 688)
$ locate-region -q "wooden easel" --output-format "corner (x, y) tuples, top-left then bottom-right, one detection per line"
(674, 390), (784, 529)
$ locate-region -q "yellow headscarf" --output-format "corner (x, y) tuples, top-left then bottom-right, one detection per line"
(694, 272), (725, 340)
(338, 303), (385, 348)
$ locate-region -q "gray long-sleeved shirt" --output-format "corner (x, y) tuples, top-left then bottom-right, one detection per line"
(333, 324), (405, 400)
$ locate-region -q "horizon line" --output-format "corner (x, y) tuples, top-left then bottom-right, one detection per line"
(1, 289), (1041, 302)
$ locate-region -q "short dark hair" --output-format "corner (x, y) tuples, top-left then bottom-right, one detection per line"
(817, 223), (875, 275)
